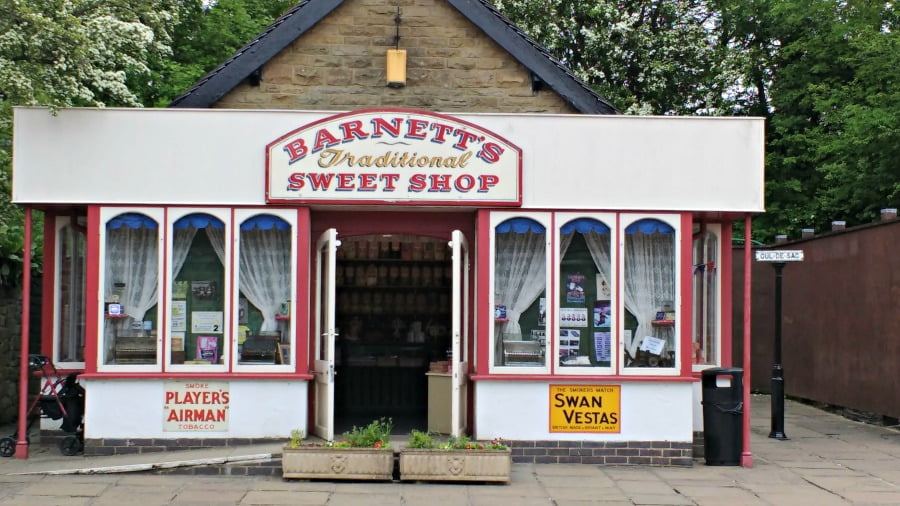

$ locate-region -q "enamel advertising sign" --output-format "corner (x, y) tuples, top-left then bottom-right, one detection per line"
(266, 109), (522, 205)
(549, 384), (621, 433)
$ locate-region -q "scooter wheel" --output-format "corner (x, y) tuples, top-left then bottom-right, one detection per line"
(59, 435), (83, 456)
(0, 437), (15, 457)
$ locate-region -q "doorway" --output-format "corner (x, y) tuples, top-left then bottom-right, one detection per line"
(333, 234), (452, 434)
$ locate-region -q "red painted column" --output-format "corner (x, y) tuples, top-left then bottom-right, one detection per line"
(15, 207), (32, 459)
(741, 214), (753, 467)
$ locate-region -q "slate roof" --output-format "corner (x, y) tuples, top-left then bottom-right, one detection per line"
(169, 0), (618, 114)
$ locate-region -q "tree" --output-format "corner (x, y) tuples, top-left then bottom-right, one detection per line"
(0, 0), (180, 285)
(135, 0), (296, 107)
(493, 0), (740, 115)
(749, 0), (899, 238)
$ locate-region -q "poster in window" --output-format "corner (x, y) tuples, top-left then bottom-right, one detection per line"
(196, 335), (219, 363)
(192, 311), (224, 333)
(593, 300), (611, 327)
(171, 332), (185, 351)
(171, 300), (187, 332)
(173, 280), (189, 300)
(559, 307), (588, 328)
(565, 274), (586, 303)
(538, 297), (546, 327)
(595, 273), (612, 299)
(559, 329), (581, 363)
(191, 281), (218, 301)
(593, 331), (611, 362)
(238, 297), (249, 324)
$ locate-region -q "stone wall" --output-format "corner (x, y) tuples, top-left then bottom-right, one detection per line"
(215, 0), (578, 114)
(0, 287), (23, 426)
(0, 278), (42, 426)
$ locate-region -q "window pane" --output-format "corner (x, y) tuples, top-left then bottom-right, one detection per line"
(237, 215), (292, 365)
(494, 218), (546, 367)
(559, 219), (613, 368)
(103, 213), (160, 365)
(692, 230), (719, 365)
(170, 214), (225, 365)
(623, 219), (676, 369)
(57, 223), (86, 363)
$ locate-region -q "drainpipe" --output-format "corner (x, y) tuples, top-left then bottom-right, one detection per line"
(741, 214), (753, 467)
(15, 207), (32, 459)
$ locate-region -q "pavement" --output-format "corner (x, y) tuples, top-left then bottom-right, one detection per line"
(1, 394), (899, 505)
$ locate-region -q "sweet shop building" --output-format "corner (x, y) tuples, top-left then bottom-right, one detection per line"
(10, 0), (763, 465)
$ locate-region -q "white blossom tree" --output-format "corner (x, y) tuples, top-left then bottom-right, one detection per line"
(0, 0), (179, 284)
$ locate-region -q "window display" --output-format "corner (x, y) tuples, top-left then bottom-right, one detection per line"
(55, 217), (87, 365)
(692, 225), (719, 366)
(101, 211), (162, 367)
(622, 217), (678, 369)
(557, 216), (614, 371)
(235, 212), (294, 367)
(492, 215), (549, 368)
(168, 212), (229, 369)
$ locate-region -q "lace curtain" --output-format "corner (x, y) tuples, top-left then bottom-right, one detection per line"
(105, 226), (159, 323)
(104, 217), (164, 363)
(623, 223), (675, 360)
(237, 224), (291, 332)
(494, 221), (546, 363)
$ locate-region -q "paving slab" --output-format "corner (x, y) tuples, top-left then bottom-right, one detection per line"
(1, 395), (900, 505)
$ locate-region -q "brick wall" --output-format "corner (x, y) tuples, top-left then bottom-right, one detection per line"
(509, 440), (694, 467)
(215, 0), (578, 114)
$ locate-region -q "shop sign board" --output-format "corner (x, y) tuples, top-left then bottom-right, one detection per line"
(549, 384), (621, 433)
(266, 108), (522, 206)
(755, 250), (804, 262)
(163, 381), (230, 432)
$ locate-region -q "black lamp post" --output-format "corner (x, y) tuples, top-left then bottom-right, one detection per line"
(768, 262), (788, 440)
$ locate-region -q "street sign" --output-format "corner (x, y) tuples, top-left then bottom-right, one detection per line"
(755, 250), (804, 262)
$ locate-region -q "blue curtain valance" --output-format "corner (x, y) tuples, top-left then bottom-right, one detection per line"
(107, 213), (158, 230)
(174, 214), (225, 230)
(240, 215), (290, 231)
(561, 218), (610, 235)
(625, 219), (675, 235)
(496, 218), (545, 234)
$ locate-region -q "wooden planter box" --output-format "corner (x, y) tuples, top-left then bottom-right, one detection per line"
(399, 448), (512, 483)
(281, 446), (394, 481)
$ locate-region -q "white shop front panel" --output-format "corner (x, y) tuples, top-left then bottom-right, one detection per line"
(81, 379), (308, 439)
(13, 108), (764, 214)
(473, 381), (693, 442)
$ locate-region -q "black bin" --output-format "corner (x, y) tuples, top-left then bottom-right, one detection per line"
(701, 367), (743, 466)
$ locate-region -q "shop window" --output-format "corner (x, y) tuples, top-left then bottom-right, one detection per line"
(622, 216), (678, 371)
(234, 211), (296, 369)
(692, 225), (720, 367)
(54, 217), (86, 366)
(556, 215), (615, 373)
(492, 214), (550, 371)
(167, 210), (230, 371)
(100, 210), (164, 369)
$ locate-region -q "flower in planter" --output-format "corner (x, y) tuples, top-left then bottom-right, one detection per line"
(326, 417), (393, 449)
(406, 430), (507, 450)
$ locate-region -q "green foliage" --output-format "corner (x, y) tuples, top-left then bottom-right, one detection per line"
(494, 0), (897, 241)
(134, 0), (295, 106)
(493, 0), (738, 115)
(330, 418), (393, 449)
(406, 429), (436, 449)
(437, 434), (508, 451)
(752, 0), (899, 239)
(288, 428), (305, 448)
(0, 0), (179, 286)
